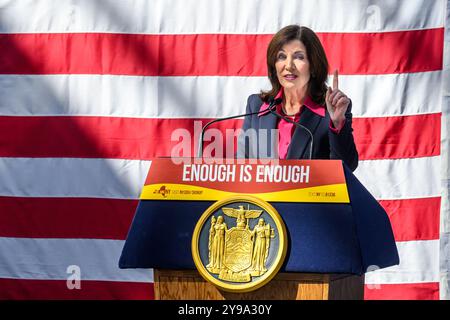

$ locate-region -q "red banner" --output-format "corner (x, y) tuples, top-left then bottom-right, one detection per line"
(141, 159), (349, 203)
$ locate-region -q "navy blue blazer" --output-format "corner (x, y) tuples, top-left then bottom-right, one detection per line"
(237, 94), (359, 171)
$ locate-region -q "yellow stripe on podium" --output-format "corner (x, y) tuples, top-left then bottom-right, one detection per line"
(140, 183), (350, 203)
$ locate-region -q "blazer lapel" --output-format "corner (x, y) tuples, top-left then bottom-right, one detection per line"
(258, 111), (278, 158)
(259, 111), (278, 130)
(286, 106), (322, 159)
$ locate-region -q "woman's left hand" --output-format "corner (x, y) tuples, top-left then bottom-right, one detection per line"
(326, 69), (350, 129)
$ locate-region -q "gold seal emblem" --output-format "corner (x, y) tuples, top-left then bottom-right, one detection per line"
(192, 195), (287, 292)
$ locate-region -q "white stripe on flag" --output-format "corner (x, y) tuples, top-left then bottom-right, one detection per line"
(0, 72), (442, 118)
(0, 0), (444, 34)
(0, 236), (436, 285)
(354, 156), (441, 200)
(0, 158), (151, 199)
(364, 240), (440, 284)
(0, 157), (439, 200)
(0, 237), (153, 282)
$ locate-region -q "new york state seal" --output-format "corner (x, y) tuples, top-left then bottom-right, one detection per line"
(192, 195), (287, 292)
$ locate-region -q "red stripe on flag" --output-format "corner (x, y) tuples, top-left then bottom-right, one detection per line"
(0, 197), (137, 239)
(0, 278), (154, 300)
(0, 278), (439, 300)
(0, 113), (441, 160)
(364, 282), (439, 300)
(320, 29), (444, 75)
(0, 29), (443, 76)
(0, 196), (439, 241)
(380, 197), (441, 242)
(352, 113), (441, 160)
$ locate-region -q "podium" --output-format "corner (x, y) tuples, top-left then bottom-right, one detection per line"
(119, 158), (399, 300)
(153, 270), (364, 300)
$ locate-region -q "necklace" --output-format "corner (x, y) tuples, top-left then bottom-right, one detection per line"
(282, 106), (299, 117)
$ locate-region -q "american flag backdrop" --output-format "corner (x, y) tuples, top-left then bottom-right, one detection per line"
(0, 0), (449, 300)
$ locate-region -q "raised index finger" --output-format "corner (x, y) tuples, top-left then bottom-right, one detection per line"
(333, 69), (339, 90)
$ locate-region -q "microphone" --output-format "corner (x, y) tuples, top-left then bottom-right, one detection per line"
(267, 99), (314, 160)
(196, 97), (282, 158)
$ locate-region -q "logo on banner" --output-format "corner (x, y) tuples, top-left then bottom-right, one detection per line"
(153, 185), (170, 197)
(191, 196), (287, 292)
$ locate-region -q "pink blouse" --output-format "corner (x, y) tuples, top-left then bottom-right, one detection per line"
(258, 89), (344, 159)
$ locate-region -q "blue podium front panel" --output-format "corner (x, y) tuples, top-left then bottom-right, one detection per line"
(119, 165), (399, 274)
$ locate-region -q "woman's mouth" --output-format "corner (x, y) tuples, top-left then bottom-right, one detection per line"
(284, 74), (298, 81)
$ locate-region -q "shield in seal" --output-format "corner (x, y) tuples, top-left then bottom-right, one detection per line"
(192, 195), (287, 293)
(223, 228), (253, 272)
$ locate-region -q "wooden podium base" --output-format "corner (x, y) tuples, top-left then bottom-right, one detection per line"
(154, 269), (364, 300)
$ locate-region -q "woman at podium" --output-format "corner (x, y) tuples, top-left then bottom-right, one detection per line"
(238, 25), (359, 172)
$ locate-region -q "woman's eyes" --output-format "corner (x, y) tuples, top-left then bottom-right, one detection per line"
(276, 53), (305, 60)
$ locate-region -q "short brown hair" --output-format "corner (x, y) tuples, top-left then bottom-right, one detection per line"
(260, 25), (329, 105)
